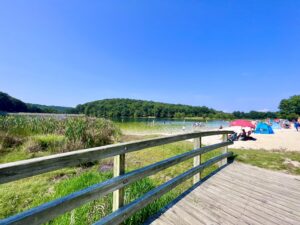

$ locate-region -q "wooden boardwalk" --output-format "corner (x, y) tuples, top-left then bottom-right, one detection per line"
(2, 130), (299, 225)
(149, 163), (300, 225)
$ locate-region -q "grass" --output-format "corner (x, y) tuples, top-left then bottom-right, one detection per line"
(0, 115), (120, 148)
(0, 139), (223, 224)
(2, 120), (300, 224)
(28, 134), (66, 152)
(0, 116), (121, 163)
(231, 148), (300, 175)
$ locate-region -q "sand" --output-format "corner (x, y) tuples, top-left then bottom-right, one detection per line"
(202, 128), (300, 152)
(124, 127), (300, 152)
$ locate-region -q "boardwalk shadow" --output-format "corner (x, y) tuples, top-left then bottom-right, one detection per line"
(143, 159), (234, 225)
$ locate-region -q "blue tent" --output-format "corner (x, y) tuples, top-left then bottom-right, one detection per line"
(271, 122), (281, 130)
(254, 122), (274, 134)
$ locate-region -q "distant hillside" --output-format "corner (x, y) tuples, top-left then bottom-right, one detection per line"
(76, 98), (233, 119)
(27, 104), (76, 114)
(0, 92), (75, 113)
(1, 92), (285, 119)
(0, 92), (30, 112)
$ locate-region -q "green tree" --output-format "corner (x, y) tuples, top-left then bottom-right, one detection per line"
(279, 95), (300, 119)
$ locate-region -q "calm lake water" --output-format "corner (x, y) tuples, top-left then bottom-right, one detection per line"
(112, 118), (230, 130)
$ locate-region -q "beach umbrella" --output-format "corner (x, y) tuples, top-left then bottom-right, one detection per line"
(274, 118), (280, 123)
(230, 119), (255, 128)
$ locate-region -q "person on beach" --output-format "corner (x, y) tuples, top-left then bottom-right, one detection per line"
(240, 129), (247, 140)
(295, 121), (299, 131)
(229, 132), (238, 141)
(237, 129), (256, 141)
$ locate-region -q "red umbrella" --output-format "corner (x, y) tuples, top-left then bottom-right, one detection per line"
(230, 119), (255, 128)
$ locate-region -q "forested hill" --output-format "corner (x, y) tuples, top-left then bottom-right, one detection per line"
(0, 92), (75, 113)
(76, 98), (233, 119)
(2, 91), (297, 120)
(27, 104), (75, 114)
(0, 92), (29, 112)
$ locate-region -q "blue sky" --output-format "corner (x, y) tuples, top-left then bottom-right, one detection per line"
(0, 1), (299, 112)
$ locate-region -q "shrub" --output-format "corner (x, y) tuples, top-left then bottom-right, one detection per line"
(0, 132), (24, 150)
(25, 135), (66, 153)
(0, 116), (121, 151)
(64, 117), (121, 148)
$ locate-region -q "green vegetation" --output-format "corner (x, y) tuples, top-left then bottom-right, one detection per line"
(231, 148), (300, 175)
(27, 103), (76, 114)
(75, 97), (300, 120)
(0, 91), (29, 112)
(279, 95), (300, 120)
(233, 95), (300, 120)
(1, 91), (300, 120)
(232, 110), (277, 119)
(1, 117), (300, 224)
(0, 116), (120, 161)
(0, 91), (75, 113)
(76, 98), (234, 119)
(0, 138), (221, 224)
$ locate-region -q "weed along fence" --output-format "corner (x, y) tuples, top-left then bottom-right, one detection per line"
(0, 130), (234, 225)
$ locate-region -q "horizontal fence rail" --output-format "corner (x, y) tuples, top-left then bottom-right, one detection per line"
(0, 130), (233, 184)
(95, 152), (233, 225)
(0, 130), (234, 225)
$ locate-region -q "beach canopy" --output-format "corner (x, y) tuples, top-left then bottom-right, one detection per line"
(230, 119), (255, 128)
(271, 122), (281, 130)
(254, 122), (274, 134)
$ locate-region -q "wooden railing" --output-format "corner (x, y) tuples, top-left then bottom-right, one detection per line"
(0, 130), (234, 225)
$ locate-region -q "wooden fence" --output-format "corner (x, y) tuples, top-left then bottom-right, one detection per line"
(0, 130), (234, 225)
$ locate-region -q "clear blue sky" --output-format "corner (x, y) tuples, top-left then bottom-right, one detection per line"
(0, 1), (299, 112)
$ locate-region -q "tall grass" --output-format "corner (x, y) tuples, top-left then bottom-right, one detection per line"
(0, 139), (221, 224)
(0, 116), (120, 145)
(0, 116), (121, 159)
(0, 119), (224, 224)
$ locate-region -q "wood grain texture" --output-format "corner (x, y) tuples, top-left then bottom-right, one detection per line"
(150, 162), (300, 225)
(113, 154), (125, 211)
(220, 134), (228, 166)
(93, 152), (233, 225)
(193, 137), (201, 184)
(0, 130), (234, 184)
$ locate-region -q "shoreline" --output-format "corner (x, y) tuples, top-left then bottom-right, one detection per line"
(122, 127), (300, 152)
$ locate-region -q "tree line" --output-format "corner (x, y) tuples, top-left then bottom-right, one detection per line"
(1, 91), (299, 120)
(0, 92), (75, 114)
(77, 96), (300, 120)
(76, 98), (234, 119)
(232, 111), (277, 120)
(278, 95), (300, 120)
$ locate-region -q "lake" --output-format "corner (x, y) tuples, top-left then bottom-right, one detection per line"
(112, 118), (230, 133)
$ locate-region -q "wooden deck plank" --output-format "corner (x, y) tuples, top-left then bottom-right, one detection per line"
(206, 178), (300, 221)
(223, 165), (300, 193)
(212, 174), (300, 207)
(225, 163), (300, 186)
(150, 162), (300, 225)
(200, 183), (299, 224)
(210, 176), (300, 217)
(221, 170), (300, 196)
(185, 192), (262, 225)
(189, 188), (285, 225)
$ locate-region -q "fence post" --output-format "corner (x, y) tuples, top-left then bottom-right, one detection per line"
(220, 134), (228, 166)
(193, 137), (201, 184)
(113, 153), (125, 212)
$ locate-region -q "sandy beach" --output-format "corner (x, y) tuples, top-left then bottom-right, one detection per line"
(202, 128), (300, 152)
(124, 127), (300, 152)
